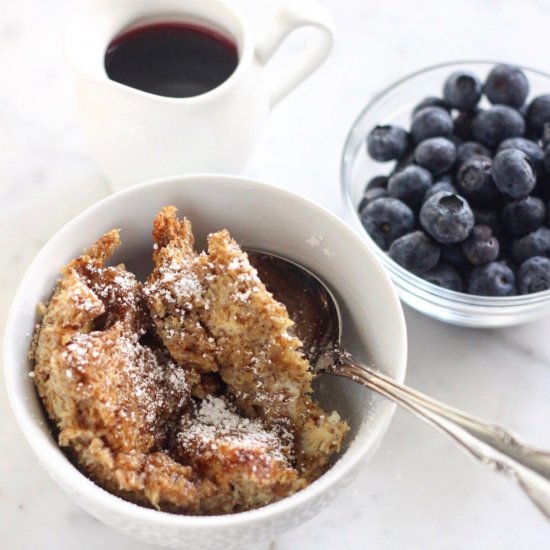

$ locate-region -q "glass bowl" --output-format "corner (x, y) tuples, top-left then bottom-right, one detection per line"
(341, 60), (550, 328)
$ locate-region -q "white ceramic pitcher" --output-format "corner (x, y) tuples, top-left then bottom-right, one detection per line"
(65, 0), (334, 190)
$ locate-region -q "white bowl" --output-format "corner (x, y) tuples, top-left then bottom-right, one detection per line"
(4, 175), (407, 550)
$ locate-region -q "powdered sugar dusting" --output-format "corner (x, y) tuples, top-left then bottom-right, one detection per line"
(145, 256), (206, 316)
(63, 331), (189, 433)
(177, 396), (289, 463)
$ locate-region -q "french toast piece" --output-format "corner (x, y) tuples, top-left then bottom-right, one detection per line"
(173, 395), (304, 514)
(145, 206), (218, 393)
(202, 229), (349, 479)
(32, 231), (199, 511)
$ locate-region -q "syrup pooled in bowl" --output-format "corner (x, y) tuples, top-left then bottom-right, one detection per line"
(104, 22), (239, 98)
(247, 251), (339, 363)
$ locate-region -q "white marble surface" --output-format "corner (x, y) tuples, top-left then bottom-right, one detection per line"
(2, 0), (550, 548)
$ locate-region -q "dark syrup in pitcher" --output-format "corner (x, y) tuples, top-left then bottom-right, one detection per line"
(104, 22), (238, 98)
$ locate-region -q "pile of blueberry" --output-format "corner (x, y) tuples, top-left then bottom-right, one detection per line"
(360, 64), (550, 296)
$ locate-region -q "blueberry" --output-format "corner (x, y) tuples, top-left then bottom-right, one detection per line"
(364, 175), (389, 191)
(414, 137), (456, 175)
(358, 187), (389, 212)
(453, 110), (479, 141)
(473, 207), (501, 236)
(420, 192), (475, 244)
(456, 155), (499, 205)
(468, 261), (517, 296)
(388, 231), (441, 273)
(526, 95), (550, 138)
(359, 177), (389, 211)
(492, 149), (536, 198)
(421, 263), (463, 292)
(441, 243), (467, 268)
(461, 225), (500, 266)
(511, 226), (550, 263)
(365, 186), (389, 200)
(471, 106), (525, 148)
(367, 125), (410, 161)
(424, 180), (457, 201)
(518, 256), (550, 294)
(388, 165), (433, 208)
(501, 196), (546, 236)
(497, 137), (544, 174)
(411, 107), (453, 143)
(443, 71), (482, 110)
(456, 141), (492, 167)
(412, 96), (451, 117)
(360, 197), (415, 250)
(484, 64), (529, 108)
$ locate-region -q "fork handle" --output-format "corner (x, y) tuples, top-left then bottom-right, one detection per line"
(332, 360), (550, 519)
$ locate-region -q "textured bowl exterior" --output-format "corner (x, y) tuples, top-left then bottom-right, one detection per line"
(4, 175), (407, 549)
(342, 61), (550, 327)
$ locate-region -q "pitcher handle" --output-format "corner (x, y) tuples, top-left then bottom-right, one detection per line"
(254, 0), (334, 107)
